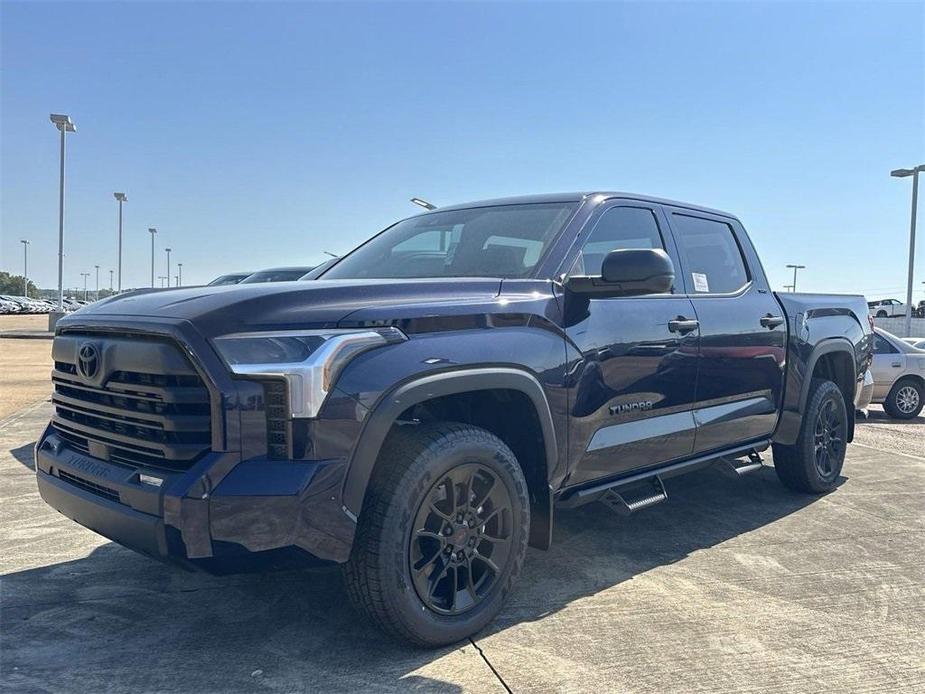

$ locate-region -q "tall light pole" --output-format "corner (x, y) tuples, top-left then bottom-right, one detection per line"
(50, 114), (76, 319)
(114, 193), (127, 291)
(165, 248), (172, 288)
(80, 272), (90, 301)
(94, 265), (100, 301)
(177, 262), (183, 287)
(786, 264), (806, 293)
(148, 228), (157, 287)
(158, 275), (167, 288)
(891, 165), (924, 337)
(109, 269), (114, 292)
(783, 284), (794, 292)
(20, 239), (30, 297)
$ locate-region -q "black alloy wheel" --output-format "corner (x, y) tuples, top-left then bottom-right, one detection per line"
(409, 463), (514, 616)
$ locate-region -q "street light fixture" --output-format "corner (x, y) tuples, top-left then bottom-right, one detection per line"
(410, 197), (437, 210)
(891, 164), (925, 337)
(20, 239), (30, 297)
(177, 262), (183, 287)
(109, 269), (114, 292)
(114, 193), (127, 291)
(165, 247), (172, 288)
(786, 264), (806, 292)
(80, 272), (90, 301)
(50, 114), (76, 320)
(94, 264), (100, 301)
(148, 228), (157, 287)
(158, 275), (168, 288)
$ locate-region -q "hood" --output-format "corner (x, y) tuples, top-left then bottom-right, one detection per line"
(64, 278), (503, 336)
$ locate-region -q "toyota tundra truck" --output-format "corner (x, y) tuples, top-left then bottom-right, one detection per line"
(36, 192), (873, 646)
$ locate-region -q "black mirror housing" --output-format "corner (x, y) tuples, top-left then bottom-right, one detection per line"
(565, 248), (675, 297)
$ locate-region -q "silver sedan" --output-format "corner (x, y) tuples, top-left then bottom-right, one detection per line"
(870, 328), (925, 419)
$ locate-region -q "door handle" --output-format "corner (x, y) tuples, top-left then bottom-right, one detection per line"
(760, 314), (785, 329)
(668, 317), (699, 334)
(891, 362), (902, 368)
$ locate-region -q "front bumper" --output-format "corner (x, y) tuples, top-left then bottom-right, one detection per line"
(35, 427), (355, 573)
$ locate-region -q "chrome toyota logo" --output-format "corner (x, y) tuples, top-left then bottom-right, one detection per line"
(76, 342), (101, 380)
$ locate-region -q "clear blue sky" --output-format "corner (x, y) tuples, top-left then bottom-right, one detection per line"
(2, 1), (923, 296)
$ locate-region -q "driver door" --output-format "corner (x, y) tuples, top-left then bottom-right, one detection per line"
(563, 202), (700, 486)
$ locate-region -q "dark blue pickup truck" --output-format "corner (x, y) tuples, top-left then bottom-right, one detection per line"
(36, 192), (872, 646)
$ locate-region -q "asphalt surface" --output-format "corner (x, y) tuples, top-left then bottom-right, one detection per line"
(2, 402), (923, 693)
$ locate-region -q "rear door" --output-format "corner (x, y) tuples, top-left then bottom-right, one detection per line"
(562, 201), (700, 486)
(664, 209), (787, 454)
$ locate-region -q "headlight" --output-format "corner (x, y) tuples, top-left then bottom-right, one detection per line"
(213, 327), (406, 418)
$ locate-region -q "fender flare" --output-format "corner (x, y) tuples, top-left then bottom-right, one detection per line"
(341, 367), (559, 518)
(800, 338), (856, 412)
(775, 337), (858, 445)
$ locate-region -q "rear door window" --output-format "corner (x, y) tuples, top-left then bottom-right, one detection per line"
(671, 214), (750, 294)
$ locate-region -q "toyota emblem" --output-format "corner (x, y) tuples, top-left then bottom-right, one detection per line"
(76, 342), (101, 380)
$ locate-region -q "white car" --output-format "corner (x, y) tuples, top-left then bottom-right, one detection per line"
(868, 299), (907, 318)
(870, 328), (925, 418)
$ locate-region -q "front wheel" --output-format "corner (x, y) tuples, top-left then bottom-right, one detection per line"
(344, 422), (529, 647)
(883, 378), (924, 419)
(876, 310), (888, 318)
(772, 379), (847, 494)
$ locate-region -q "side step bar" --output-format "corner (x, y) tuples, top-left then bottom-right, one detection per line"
(600, 475), (667, 516)
(718, 450), (765, 477)
(557, 440), (771, 510)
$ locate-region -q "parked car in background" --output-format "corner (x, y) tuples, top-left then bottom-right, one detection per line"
(907, 338), (925, 350)
(238, 266), (315, 283)
(207, 272), (254, 286)
(0, 298), (21, 313)
(0, 295), (47, 313)
(868, 299), (906, 318)
(870, 328), (925, 419)
(916, 300), (925, 319)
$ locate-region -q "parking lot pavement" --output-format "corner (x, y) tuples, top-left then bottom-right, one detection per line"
(3, 403), (924, 693)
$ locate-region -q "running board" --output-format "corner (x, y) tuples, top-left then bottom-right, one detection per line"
(556, 440), (771, 509)
(717, 450), (765, 477)
(600, 475), (667, 516)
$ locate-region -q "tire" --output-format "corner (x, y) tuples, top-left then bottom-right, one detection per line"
(876, 311), (888, 318)
(343, 422), (530, 647)
(883, 378), (924, 419)
(772, 379), (847, 494)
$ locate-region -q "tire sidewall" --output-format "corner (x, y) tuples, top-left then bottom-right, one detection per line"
(379, 431), (529, 646)
(800, 381), (847, 491)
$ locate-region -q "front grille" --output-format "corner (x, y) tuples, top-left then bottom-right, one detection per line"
(58, 470), (121, 503)
(51, 335), (212, 471)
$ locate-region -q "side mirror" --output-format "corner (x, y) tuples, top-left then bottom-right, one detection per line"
(564, 248), (675, 298)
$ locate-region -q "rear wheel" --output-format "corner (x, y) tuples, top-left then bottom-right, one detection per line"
(772, 379), (847, 493)
(344, 422), (529, 647)
(883, 378), (924, 419)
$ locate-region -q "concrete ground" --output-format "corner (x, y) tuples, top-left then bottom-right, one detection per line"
(0, 317), (52, 419)
(1, 378), (923, 691)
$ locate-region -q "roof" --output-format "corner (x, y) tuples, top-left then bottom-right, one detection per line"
(431, 192), (738, 219)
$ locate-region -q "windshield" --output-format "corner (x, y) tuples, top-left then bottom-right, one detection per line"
(240, 269), (313, 284)
(320, 202), (578, 280)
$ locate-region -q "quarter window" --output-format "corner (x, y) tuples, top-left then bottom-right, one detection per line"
(572, 206), (665, 276)
(672, 215), (749, 294)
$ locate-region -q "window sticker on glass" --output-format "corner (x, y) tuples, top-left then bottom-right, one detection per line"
(692, 272), (710, 292)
